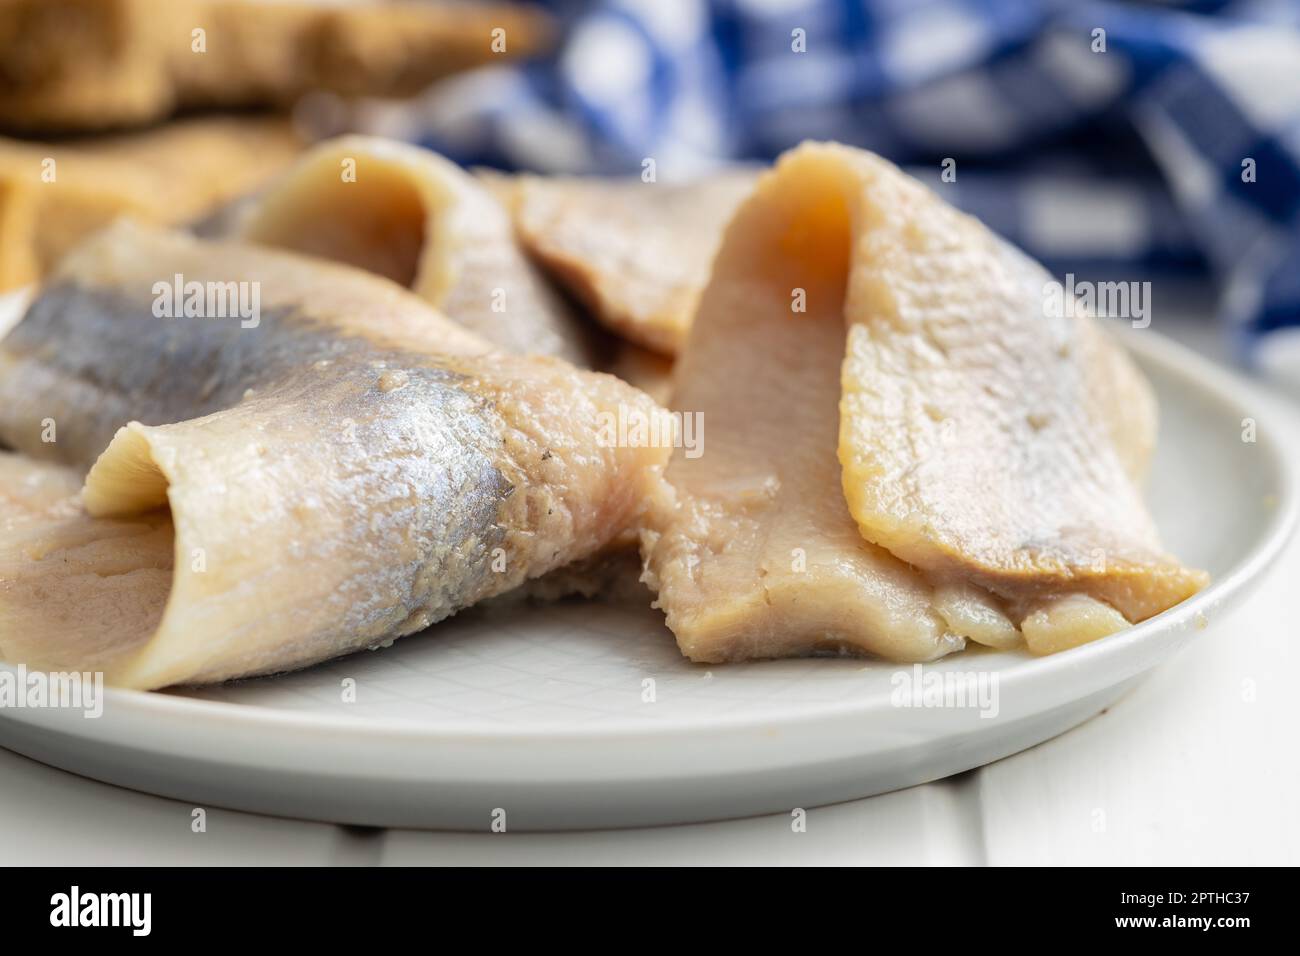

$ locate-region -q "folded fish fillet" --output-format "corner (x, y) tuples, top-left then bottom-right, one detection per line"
(497, 171), (758, 355)
(643, 142), (1207, 662)
(0, 224), (668, 688)
(237, 136), (597, 366)
(832, 146), (1190, 624)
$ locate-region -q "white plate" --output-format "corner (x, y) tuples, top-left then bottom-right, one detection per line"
(1, 326), (1295, 830)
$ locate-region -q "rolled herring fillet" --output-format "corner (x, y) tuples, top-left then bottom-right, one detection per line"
(0, 225), (669, 688)
(237, 136), (599, 366)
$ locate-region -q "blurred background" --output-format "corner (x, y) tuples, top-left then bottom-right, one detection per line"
(2, 0), (1298, 392)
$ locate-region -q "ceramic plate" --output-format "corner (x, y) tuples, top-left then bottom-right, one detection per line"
(0, 321), (1295, 829)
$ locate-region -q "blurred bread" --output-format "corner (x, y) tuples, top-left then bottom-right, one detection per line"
(0, 116), (303, 290)
(0, 0), (552, 132)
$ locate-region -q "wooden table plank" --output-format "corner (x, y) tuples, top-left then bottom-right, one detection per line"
(975, 530), (1300, 866)
(376, 778), (983, 866)
(0, 747), (351, 866)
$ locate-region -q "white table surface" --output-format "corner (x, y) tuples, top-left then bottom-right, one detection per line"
(2, 300), (1297, 866)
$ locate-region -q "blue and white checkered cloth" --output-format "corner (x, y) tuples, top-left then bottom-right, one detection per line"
(411, 0), (1300, 376)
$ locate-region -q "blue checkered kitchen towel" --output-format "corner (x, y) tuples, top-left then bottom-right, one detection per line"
(412, 0), (1300, 381)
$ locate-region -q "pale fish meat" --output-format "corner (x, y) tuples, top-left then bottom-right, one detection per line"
(0, 451), (175, 675)
(0, 223), (669, 688)
(0, 451), (82, 530)
(642, 142), (1207, 662)
(496, 170), (759, 355)
(236, 136), (598, 366)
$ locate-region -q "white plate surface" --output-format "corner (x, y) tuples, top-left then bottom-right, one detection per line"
(1, 325), (1295, 830)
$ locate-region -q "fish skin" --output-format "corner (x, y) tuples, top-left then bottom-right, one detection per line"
(0, 220), (490, 467)
(236, 136), (600, 367)
(644, 142), (1206, 663)
(73, 352), (668, 689)
(0, 222), (670, 688)
(499, 170), (760, 356)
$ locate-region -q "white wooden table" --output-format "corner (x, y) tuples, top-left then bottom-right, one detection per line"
(2, 304), (1297, 866)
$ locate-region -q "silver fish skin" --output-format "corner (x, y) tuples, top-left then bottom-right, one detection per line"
(0, 222), (670, 688)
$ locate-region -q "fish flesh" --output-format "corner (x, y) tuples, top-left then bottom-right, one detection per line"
(642, 142), (1207, 662)
(0, 451), (82, 530)
(0, 451), (175, 676)
(0, 223), (669, 688)
(498, 170), (758, 355)
(0, 139), (1209, 689)
(236, 136), (598, 366)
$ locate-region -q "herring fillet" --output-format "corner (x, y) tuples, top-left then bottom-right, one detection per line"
(0, 219), (489, 467)
(643, 142), (1207, 663)
(236, 136), (598, 366)
(497, 170), (759, 356)
(640, 160), (959, 663)
(823, 143), (1206, 624)
(0, 223), (669, 688)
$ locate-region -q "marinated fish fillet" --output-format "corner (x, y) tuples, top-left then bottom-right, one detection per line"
(0, 0), (551, 132)
(0, 117), (303, 291)
(0, 451), (81, 530)
(643, 142), (1207, 662)
(499, 171), (759, 355)
(238, 136), (597, 366)
(0, 225), (669, 689)
(0, 219), (488, 466)
(828, 146), (1203, 625)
